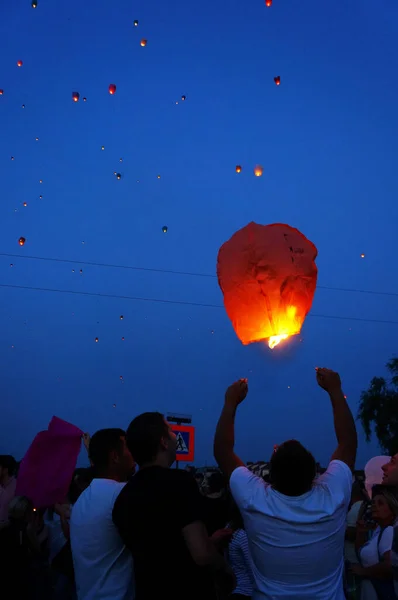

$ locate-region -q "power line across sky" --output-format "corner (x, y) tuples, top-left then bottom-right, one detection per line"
(1, 252), (398, 299)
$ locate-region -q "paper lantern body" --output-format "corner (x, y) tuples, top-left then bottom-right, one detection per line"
(217, 222), (318, 345)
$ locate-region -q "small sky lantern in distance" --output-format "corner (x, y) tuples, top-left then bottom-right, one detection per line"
(18, 237), (26, 246)
(95, 337), (99, 343)
(361, 253), (365, 259)
(181, 95), (186, 101)
(32, 0), (38, 7)
(120, 315), (124, 320)
(0, 89), (3, 95)
(140, 39), (147, 47)
(101, 145), (105, 150)
(17, 60), (23, 67)
(254, 165), (263, 177)
(266, 0), (272, 6)
(162, 225), (168, 233)
(134, 19), (138, 26)
(83, 97), (87, 102)
(235, 165), (242, 173)
(72, 91), (80, 102)
(108, 84), (116, 95)
(274, 76), (281, 86)
(116, 173), (122, 180)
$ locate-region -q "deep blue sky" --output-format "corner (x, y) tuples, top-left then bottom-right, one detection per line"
(1, 0), (397, 468)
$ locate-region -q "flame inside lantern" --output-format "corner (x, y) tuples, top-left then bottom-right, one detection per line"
(267, 305), (298, 349)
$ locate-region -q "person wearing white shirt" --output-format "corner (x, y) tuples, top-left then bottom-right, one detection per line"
(70, 428), (136, 600)
(214, 367), (357, 600)
(350, 488), (398, 600)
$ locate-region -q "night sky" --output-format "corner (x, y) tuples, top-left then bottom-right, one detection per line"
(1, 0), (397, 468)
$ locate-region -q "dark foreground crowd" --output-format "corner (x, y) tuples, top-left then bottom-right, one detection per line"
(1, 367), (398, 600)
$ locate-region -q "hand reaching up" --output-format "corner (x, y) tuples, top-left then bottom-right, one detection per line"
(225, 379), (248, 407)
(316, 368), (341, 394)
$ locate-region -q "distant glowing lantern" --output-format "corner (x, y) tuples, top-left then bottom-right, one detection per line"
(35, 137), (39, 141)
(140, 39), (147, 47)
(120, 315), (124, 320)
(134, 20), (138, 26)
(162, 225), (168, 233)
(360, 253), (365, 258)
(120, 376), (123, 381)
(108, 84), (116, 95)
(121, 336), (125, 341)
(274, 76), (281, 86)
(0, 89), (3, 95)
(113, 403), (116, 408)
(101, 146), (105, 150)
(116, 173), (122, 180)
(119, 158), (123, 163)
(157, 174), (161, 179)
(254, 165), (263, 177)
(266, 0), (272, 6)
(18, 237), (26, 246)
(22, 104), (25, 108)
(235, 165), (242, 173)
(72, 91), (80, 102)
(217, 222), (318, 349)
(83, 97), (87, 102)
(17, 60), (23, 67)
(23, 202), (27, 207)
(95, 337), (99, 343)
(11, 156), (14, 161)
(32, 0), (38, 6)
(181, 95), (186, 101)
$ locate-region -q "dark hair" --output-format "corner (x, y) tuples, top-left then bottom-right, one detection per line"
(126, 412), (168, 466)
(68, 467), (95, 504)
(207, 471), (225, 494)
(270, 440), (316, 496)
(0, 455), (17, 476)
(89, 428), (126, 470)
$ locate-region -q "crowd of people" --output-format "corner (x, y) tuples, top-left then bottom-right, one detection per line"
(1, 366), (398, 599)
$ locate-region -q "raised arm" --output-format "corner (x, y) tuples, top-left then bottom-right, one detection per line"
(214, 379), (248, 479)
(316, 368), (357, 471)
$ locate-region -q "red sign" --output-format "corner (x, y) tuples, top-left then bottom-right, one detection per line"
(171, 424), (195, 463)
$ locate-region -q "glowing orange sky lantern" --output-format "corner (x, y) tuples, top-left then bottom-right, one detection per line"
(17, 60), (23, 67)
(266, 0), (272, 6)
(0, 89), (3, 95)
(217, 222), (318, 349)
(140, 39), (147, 47)
(72, 91), (79, 102)
(235, 165), (242, 173)
(108, 84), (116, 95)
(18, 236), (26, 246)
(254, 165), (263, 177)
(274, 76), (281, 86)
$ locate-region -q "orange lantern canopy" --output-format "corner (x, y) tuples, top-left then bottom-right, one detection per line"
(17, 60), (23, 67)
(274, 76), (281, 86)
(72, 91), (80, 102)
(18, 236), (26, 246)
(108, 84), (116, 95)
(0, 89), (3, 95)
(266, 0), (272, 6)
(254, 165), (263, 177)
(235, 165), (242, 173)
(217, 222), (318, 349)
(140, 39), (147, 47)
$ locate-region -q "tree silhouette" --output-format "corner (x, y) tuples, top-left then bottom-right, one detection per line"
(358, 358), (398, 455)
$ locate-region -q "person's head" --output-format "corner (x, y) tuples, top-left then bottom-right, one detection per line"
(88, 428), (135, 482)
(371, 486), (398, 526)
(0, 455), (17, 485)
(8, 495), (34, 525)
(126, 413), (177, 468)
(382, 454), (398, 486)
(269, 440), (317, 497)
(68, 468), (95, 504)
(206, 471), (225, 497)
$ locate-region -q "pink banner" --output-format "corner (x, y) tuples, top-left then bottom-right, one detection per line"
(16, 416), (83, 508)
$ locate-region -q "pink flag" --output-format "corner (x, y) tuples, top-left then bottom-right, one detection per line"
(16, 416), (83, 508)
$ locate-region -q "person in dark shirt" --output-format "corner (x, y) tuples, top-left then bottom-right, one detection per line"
(112, 412), (233, 600)
(201, 471), (229, 535)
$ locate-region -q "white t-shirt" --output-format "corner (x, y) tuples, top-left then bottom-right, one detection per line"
(359, 526), (393, 600)
(230, 460), (352, 600)
(70, 479), (134, 600)
(345, 500), (363, 564)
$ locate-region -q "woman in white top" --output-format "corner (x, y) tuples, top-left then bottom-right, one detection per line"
(351, 487), (398, 600)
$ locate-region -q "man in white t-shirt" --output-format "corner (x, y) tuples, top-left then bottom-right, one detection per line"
(70, 428), (136, 600)
(214, 367), (357, 600)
